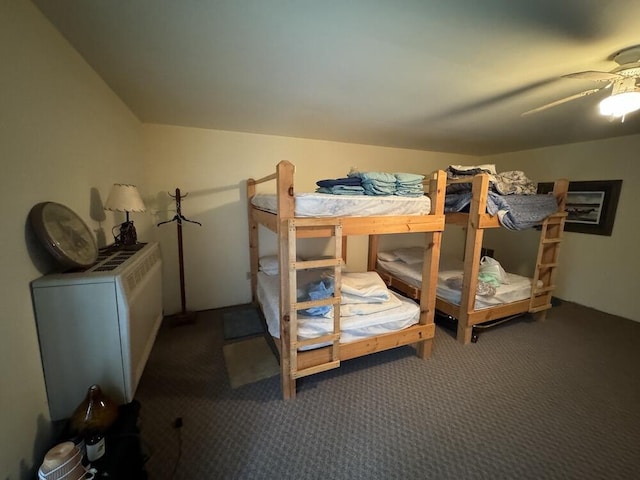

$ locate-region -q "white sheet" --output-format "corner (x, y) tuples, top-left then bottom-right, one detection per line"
(256, 271), (420, 345)
(251, 192), (431, 217)
(376, 257), (539, 310)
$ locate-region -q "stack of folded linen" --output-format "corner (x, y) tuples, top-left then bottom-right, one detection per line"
(347, 171), (397, 195)
(298, 271), (403, 318)
(315, 177), (364, 195)
(316, 170), (426, 197)
(394, 172), (425, 197)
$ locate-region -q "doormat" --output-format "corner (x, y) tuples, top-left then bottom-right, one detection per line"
(223, 306), (265, 340)
(223, 336), (279, 389)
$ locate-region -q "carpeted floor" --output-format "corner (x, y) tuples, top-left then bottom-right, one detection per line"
(135, 301), (640, 480)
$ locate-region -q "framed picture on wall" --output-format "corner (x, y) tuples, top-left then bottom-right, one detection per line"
(537, 179), (622, 236)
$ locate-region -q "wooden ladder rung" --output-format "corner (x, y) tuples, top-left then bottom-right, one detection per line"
(295, 258), (343, 270)
(542, 238), (562, 244)
(546, 214), (567, 223)
(294, 297), (340, 311)
(538, 262), (559, 269)
(294, 333), (341, 349)
(534, 285), (556, 294)
(293, 360), (341, 379)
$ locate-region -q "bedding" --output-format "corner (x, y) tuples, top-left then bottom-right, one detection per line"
(256, 271), (420, 346)
(251, 192), (431, 217)
(445, 191), (558, 230)
(376, 256), (541, 310)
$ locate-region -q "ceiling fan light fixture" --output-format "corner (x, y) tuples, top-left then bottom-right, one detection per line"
(598, 90), (640, 118)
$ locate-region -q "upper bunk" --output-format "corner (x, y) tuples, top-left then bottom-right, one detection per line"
(247, 160), (447, 238)
(444, 170), (568, 230)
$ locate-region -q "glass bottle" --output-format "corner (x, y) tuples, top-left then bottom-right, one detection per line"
(70, 384), (118, 462)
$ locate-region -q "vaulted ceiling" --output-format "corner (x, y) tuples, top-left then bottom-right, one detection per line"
(34, 0), (640, 155)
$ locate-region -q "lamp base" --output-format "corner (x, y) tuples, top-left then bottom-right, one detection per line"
(117, 221), (138, 246)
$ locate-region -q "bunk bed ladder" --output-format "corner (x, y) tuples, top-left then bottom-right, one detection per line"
(529, 212), (566, 314)
(287, 218), (343, 380)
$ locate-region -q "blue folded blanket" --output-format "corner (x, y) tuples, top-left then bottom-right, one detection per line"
(316, 177), (363, 188)
(316, 185), (365, 195)
(394, 172), (424, 184)
(298, 278), (335, 316)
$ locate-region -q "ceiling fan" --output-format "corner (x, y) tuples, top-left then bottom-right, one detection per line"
(522, 45), (640, 121)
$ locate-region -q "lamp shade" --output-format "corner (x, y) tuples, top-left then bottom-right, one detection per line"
(104, 184), (146, 213)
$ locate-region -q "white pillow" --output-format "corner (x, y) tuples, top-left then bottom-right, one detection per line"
(259, 255), (306, 275)
(377, 251), (398, 262)
(393, 247), (424, 265)
(259, 255), (280, 275)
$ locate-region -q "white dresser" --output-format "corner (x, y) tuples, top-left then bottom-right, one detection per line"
(31, 242), (163, 420)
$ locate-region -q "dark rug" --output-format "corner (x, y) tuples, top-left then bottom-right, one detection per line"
(222, 305), (265, 340)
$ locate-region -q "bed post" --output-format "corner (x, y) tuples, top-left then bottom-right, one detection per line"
(367, 235), (379, 271)
(416, 170), (446, 357)
(247, 178), (259, 303)
(277, 160), (297, 400)
(458, 174), (489, 344)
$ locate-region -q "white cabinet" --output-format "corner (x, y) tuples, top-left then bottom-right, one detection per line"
(31, 242), (163, 420)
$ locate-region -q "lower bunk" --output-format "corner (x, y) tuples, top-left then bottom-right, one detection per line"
(375, 250), (542, 343)
(255, 268), (434, 392)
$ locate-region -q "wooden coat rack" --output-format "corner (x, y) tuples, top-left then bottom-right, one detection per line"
(157, 188), (201, 324)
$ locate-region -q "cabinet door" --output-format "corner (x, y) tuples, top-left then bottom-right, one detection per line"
(34, 282), (125, 420)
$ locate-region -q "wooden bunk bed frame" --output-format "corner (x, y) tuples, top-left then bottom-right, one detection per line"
(247, 161), (446, 399)
(372, 173), (569, 345)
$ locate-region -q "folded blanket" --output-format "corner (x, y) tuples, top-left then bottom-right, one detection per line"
(316, 185), (365, 195)
(349, 171), (397, 184)
(299, 278), (334, 316)
(394, 172), (425, 184)
(339, 272), (390, 303)
(320, 293), (402, 318)
(298, 272), (392, 316)
(316, 177), (363, 188)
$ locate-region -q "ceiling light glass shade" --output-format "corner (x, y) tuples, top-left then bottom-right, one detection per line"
(598, 91), (640, 117)
(104, 184), (146, 213)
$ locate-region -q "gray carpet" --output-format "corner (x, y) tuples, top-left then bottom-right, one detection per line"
(135, 301), (640, 479)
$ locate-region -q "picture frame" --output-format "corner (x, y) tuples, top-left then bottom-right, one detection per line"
(537, 179), (622, 236)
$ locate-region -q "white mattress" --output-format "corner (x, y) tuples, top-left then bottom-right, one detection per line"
(256, 271), (420, 346)
(251, 192), (431, 217)
(376, 258), (538, 310)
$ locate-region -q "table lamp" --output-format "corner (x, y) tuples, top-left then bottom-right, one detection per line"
(104, 183), (146, 246)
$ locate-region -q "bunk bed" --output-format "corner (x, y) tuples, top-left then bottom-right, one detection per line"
(247, 161), (446, 399)
(372, 172), (568, 345)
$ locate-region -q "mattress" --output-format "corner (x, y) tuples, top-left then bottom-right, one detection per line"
(256, 271), (420, 346)
(376, 257), (539, 310)
(251, 192), (431, 217)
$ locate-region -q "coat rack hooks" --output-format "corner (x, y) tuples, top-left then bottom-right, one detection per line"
(157, 188), (201, 325)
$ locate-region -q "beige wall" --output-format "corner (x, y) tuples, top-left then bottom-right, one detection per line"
(482, 138), (639, 321)
(142, 124), (472, 314)
(0, 2), (147, 478)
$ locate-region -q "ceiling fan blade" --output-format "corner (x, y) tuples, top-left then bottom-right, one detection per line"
(521, 88), (603, 116)
(563, 70), (624, 82)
